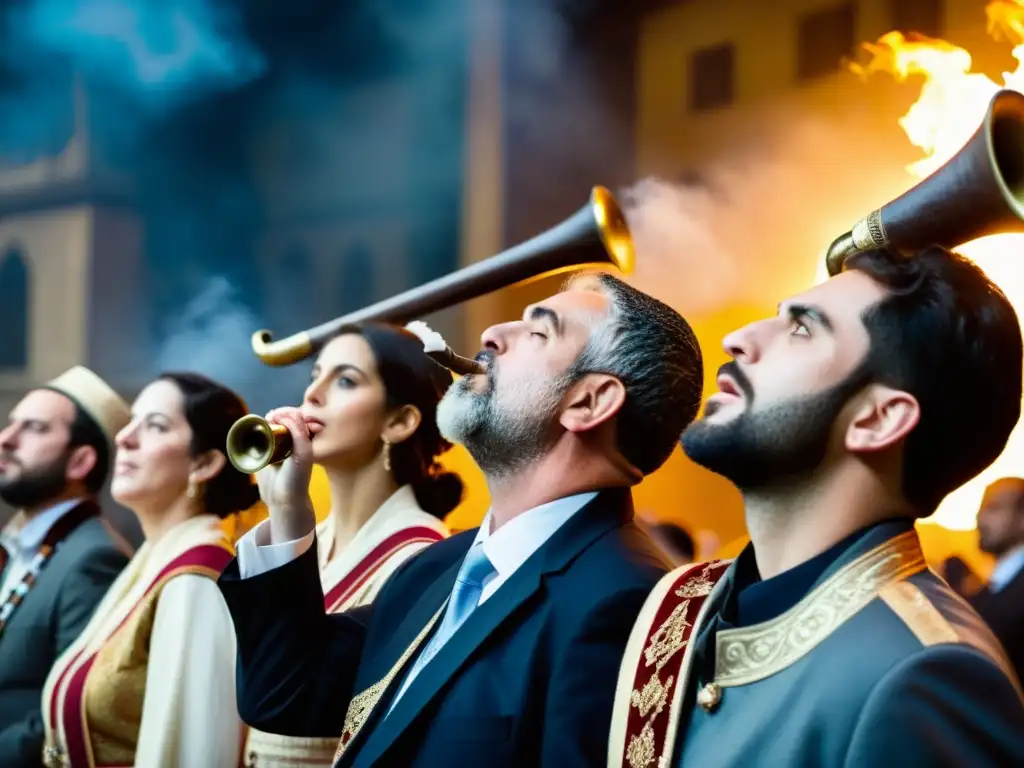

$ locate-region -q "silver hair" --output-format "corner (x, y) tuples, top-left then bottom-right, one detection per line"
(564, 271), (704, 475)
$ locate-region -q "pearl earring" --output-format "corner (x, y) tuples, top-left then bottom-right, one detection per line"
(187, 479), (198, 500)
(382, 437), (392, 473)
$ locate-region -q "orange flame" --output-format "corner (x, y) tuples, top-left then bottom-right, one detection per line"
(835, 1), (1024, 529)
(852, 0), (1024, 176)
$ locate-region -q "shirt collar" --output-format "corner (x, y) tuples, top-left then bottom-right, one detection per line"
(471, 491), (598, 581)
(990, 543), (1024, 592)
(13, 498), (84, 554)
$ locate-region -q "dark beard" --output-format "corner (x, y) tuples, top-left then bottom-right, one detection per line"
(681, 371), (868, 492)
(0, 454), (71, 509)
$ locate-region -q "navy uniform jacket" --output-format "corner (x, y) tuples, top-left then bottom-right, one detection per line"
(218, 488), (669, 768)
(609, 519), (1024, 767)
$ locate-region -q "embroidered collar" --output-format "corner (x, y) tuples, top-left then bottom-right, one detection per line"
(709, 529), (926, 687)
(729, 517), (915, 627)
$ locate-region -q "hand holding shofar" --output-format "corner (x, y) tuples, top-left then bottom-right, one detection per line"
(226, 322), (482, 475)
(231, 184), (637, 474)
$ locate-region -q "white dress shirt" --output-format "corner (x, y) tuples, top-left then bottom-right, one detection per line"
(235, 491), (598, 605)
(0, 498), (82, 604)
(460, 491), (597, 603)
(989, 543), (1024, 592)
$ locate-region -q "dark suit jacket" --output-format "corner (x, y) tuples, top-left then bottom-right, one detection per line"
(969, 563), (1024, 684)
(675, 520), (1024, 767)
(0, 503), (130, 767)
(219, 488), (669, 768)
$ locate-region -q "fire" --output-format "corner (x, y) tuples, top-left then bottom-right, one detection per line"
(852, 0), (1024, 177)
(820, 1), (1024, 530)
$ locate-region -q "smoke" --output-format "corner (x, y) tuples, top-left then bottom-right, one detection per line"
(0, 0), (267, 188)
(6, 0), (264, 108)
(0, 0), (614, 408)
(617, 103), (917, 316)
(620, 176), (741, 315)
(153, 276), (309, 415)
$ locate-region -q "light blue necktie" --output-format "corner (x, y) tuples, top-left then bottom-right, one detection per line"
(388, 543), (495, 710)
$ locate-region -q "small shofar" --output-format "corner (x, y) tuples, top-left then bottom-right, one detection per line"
(405, 321), (486, 375)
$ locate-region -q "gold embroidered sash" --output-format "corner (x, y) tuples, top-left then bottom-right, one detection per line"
(43, 543), (234, 768)
(608, 530), (931, 768)
(332, 603), (447, 763)
(607, 560), (731, 768)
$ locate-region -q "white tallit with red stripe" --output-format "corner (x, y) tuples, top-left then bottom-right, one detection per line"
(243, 484), (448, 768)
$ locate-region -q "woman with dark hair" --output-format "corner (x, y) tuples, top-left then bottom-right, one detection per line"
(240, 322), (462, 767)
(42, 372), (257, 768)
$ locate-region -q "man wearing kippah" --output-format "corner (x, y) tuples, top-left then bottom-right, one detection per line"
(0, 366), (132, 767)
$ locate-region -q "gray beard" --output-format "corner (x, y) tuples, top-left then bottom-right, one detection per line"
(437, 372), (566, 480)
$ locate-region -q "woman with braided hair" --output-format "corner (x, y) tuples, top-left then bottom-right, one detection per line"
(241, 322), (462, 767)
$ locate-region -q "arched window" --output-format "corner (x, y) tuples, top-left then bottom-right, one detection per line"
(338, 244), (375, 313)
(0, 246), (29, 370)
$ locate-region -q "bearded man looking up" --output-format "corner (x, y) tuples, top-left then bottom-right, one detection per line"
(609, 245), (1024, 768)
(218, 272), (704, 768)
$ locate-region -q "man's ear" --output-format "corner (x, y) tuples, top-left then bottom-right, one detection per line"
(559, 374), (627, 434)
(845, 385), (920, 453)
(65, 444), (98, 483)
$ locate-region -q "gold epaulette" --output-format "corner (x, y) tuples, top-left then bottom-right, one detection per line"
(879, 581), (959, 647)
(880, 579), (1024, 702)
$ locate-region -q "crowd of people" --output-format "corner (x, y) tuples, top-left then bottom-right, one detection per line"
(0, 246), (1021, 767)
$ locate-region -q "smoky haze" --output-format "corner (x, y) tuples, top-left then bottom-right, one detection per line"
(0, 0), (601, 415)
(617, 113), (841, 317)
(11, 0), (264, 106)
(617, 94), (923, 319)
(1, 0), (762, 416)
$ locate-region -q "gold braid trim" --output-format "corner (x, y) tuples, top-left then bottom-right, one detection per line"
(713, 530), (926, 687)
(332, 603), (446, 762)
